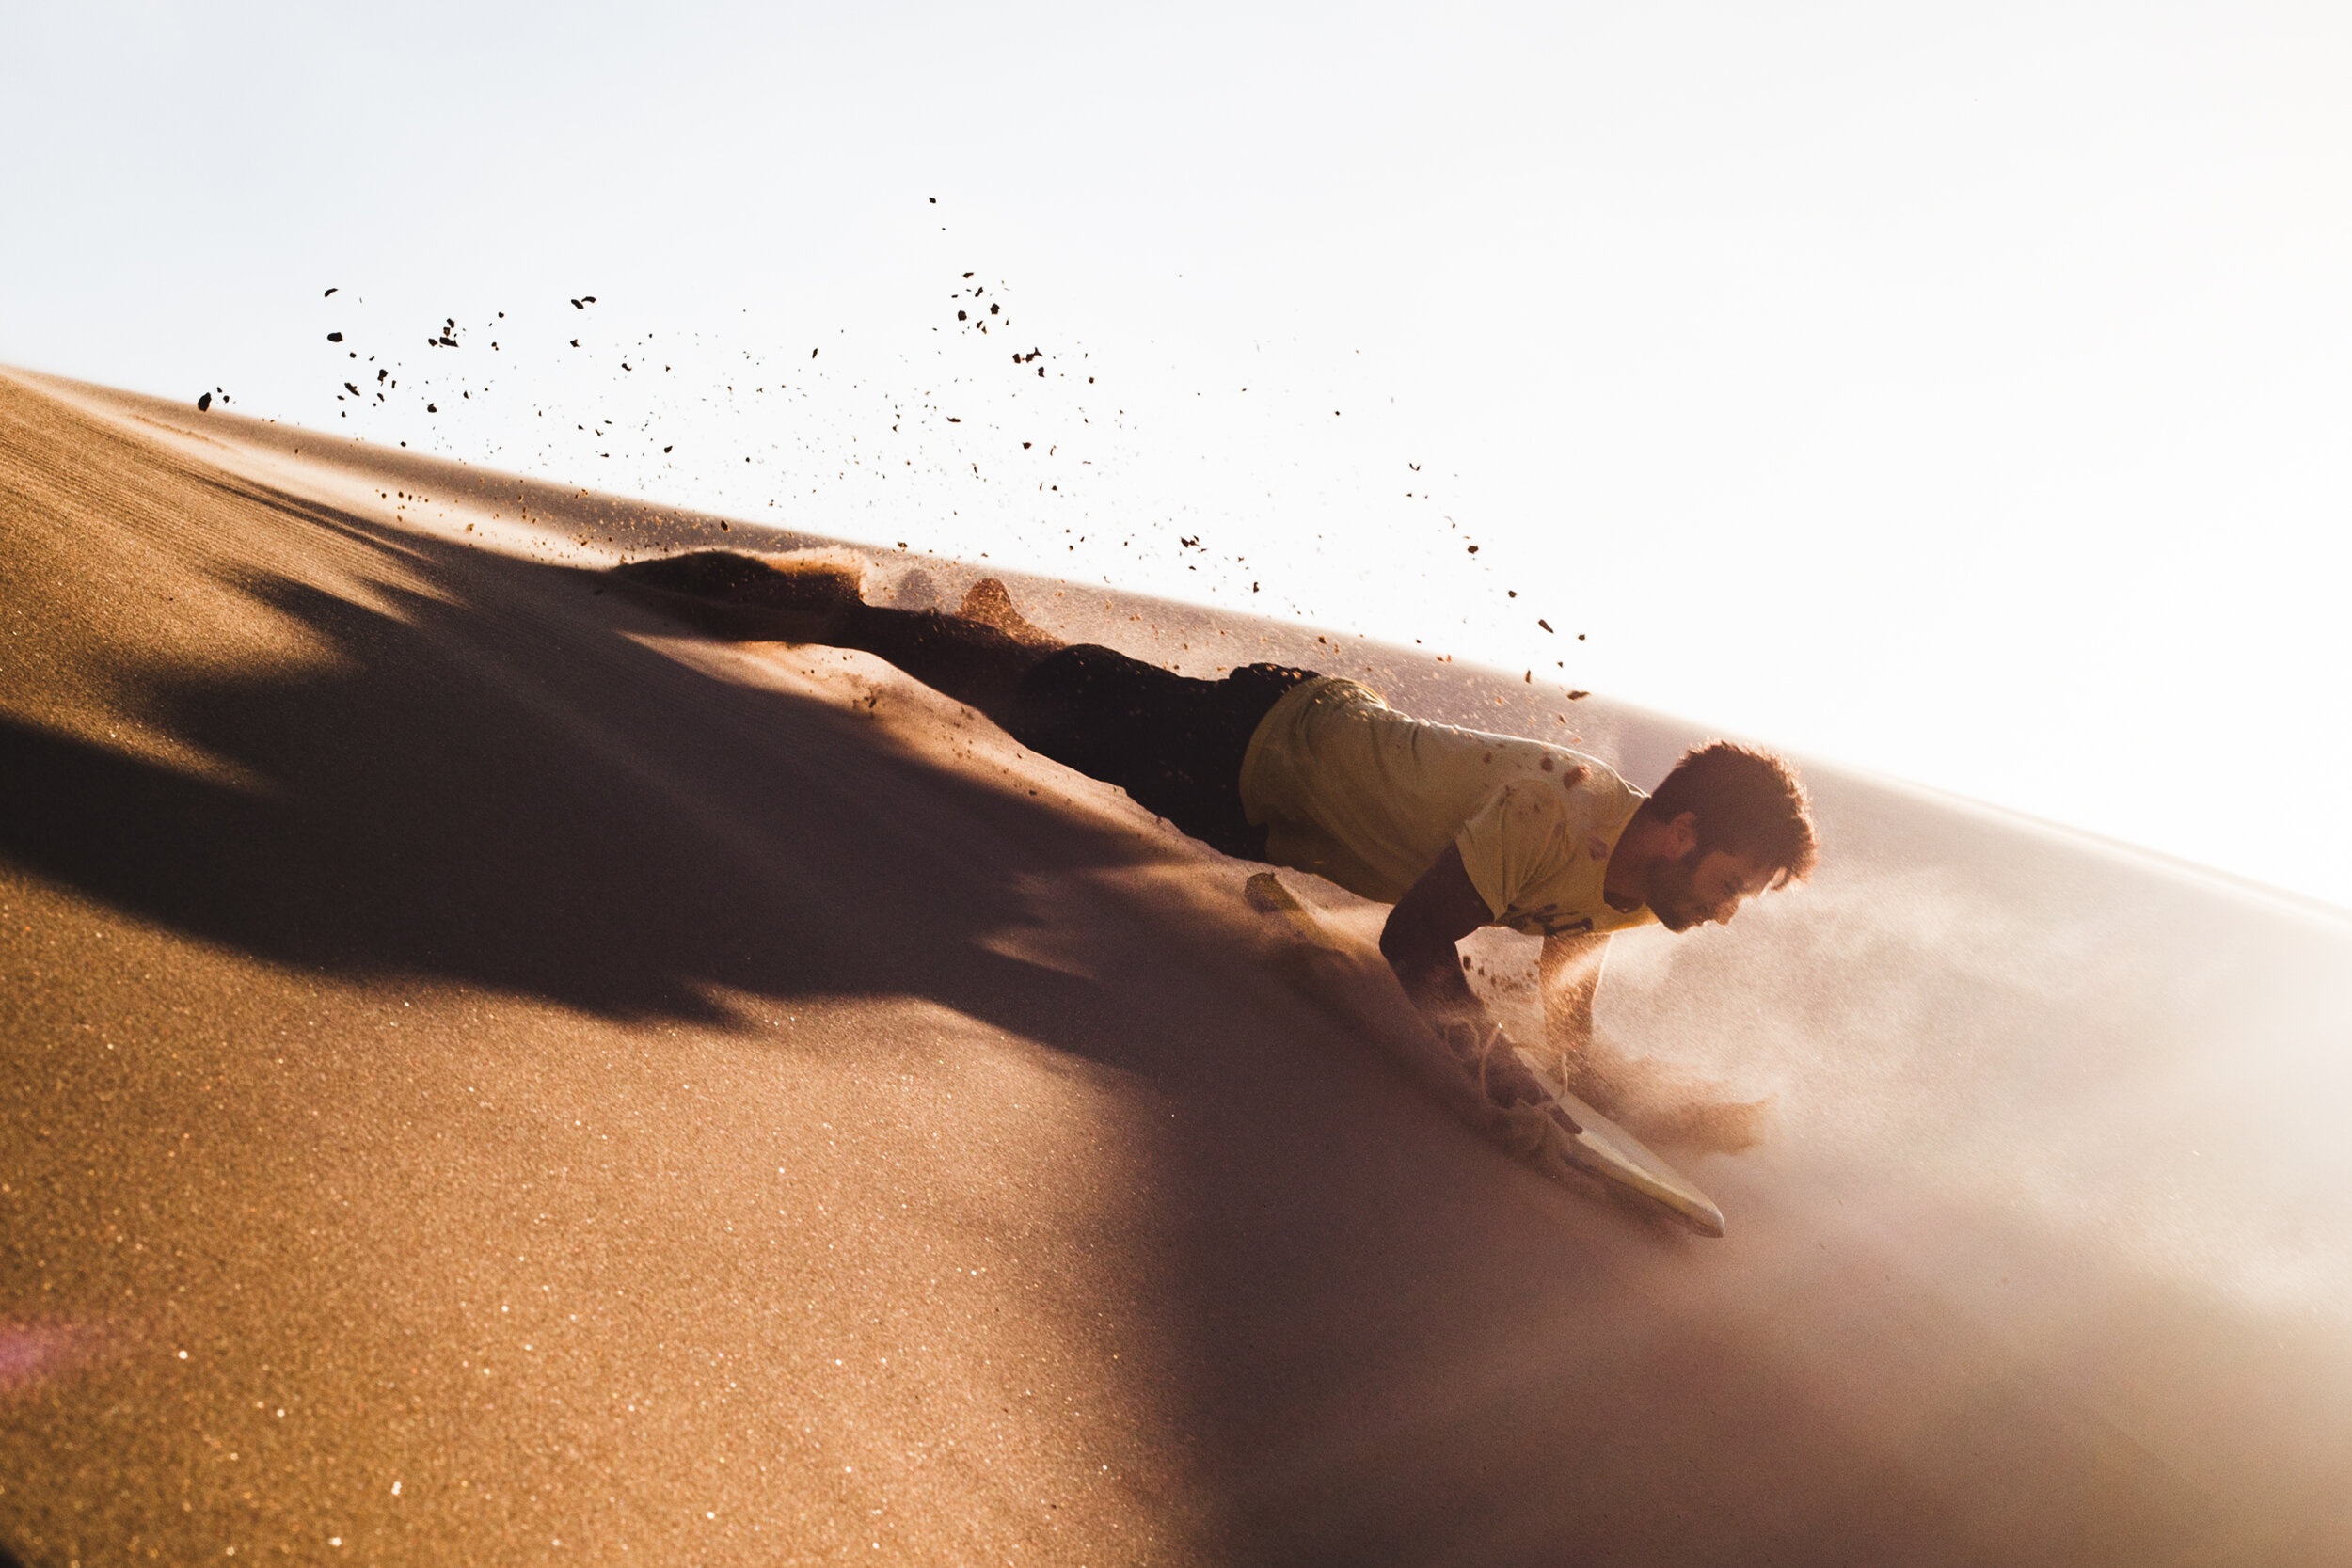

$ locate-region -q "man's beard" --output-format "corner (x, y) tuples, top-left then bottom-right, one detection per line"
(1644, 847), (1708, 932)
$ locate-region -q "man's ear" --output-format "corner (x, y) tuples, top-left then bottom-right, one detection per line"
(1665, 810), (1700, 858)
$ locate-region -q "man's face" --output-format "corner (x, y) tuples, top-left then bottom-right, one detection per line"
(1645, 847), (1779, 934)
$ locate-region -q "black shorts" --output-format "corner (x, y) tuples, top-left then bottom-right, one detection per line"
(1007, 645), (1321, 859)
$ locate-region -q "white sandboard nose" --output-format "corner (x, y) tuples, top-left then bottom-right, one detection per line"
(1515, 1048), (1726, 1237)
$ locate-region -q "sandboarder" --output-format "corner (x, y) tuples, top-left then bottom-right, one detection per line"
(608, 549), (1817, 1160)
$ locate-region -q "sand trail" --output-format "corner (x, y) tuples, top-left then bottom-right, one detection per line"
(5, 371), (2352, 1564)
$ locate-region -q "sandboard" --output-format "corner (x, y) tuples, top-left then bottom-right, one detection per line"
(1244, 872), (1726, 1237)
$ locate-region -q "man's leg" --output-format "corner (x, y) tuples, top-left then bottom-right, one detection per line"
(833, 596), (1057, 729)
(608, 550), (1314, 856)
(832, 594), (1316, 857)
(609, 550), (1056, 728)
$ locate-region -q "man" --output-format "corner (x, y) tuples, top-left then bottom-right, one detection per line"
(608, 548), (1817, 1151)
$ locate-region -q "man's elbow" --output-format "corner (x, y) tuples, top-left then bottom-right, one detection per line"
(1375, 911), (1419, 971)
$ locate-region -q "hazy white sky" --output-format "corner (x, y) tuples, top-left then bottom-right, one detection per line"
(8, 1), (2350, 907)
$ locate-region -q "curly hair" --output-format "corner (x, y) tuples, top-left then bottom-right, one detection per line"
(1646, 741), (1819, 887)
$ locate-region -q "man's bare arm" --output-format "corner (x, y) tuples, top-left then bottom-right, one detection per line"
(1538, 930), (1610, 1064)
(1378, 843), (1567, 1121)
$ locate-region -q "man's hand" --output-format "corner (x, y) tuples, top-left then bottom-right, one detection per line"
(1436, 1018), (1583, 1137)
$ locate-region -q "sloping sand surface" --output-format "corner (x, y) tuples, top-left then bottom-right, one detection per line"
(5, 370), (2352, 1565)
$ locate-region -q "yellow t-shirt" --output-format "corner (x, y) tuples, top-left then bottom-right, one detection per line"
(1238, 676), (1658, 938)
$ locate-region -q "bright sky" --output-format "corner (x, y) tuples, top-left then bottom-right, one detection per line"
(8, 1), (2350, 908)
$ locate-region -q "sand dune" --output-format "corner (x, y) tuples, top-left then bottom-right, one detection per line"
(5, 368), (2350, 1565)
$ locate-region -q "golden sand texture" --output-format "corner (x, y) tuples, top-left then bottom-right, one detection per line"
(6, 371), (2352, 1564)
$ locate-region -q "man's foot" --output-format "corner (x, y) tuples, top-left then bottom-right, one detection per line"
(608, 549), (866, 641)
(958, 578), (1060, 648)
